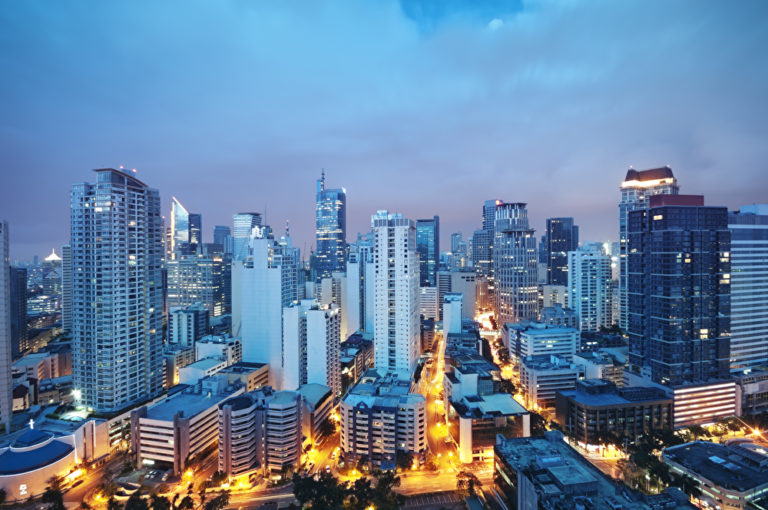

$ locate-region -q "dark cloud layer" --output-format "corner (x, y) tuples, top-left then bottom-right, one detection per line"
(1, 0), (767, 260)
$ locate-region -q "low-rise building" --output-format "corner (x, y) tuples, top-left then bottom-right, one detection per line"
(555, 379), (673, 446)
(495, 431), (680, 510)
(131, 375), (244, 475)
(163, 345), (195, 387)
(539, 304), (578, 329)
(217, 386), (302, 478)
(735, 369), (768, 415)
(178, 358), (227, 385)
(195, 334), (242, 366)
(573, 351), (624, 387)
(218, 362), (269, 392)
(298, 383), (334, 447)
(340, 370), (427, 469)
(672, 381), (737, 428)
(502, 321), (579, 363)
(520, 355), (584, 412)
(663, 441), (768, 510)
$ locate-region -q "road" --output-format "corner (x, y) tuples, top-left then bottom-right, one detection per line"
(63, 455), (126, 508)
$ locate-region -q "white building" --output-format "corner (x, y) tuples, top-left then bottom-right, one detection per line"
(232, 212), (262, 261)
(319, 271), (358, 341)
(372, 211), (420, 379)
(450, 271), (477, 319)
(195, 335), (242, 366)
(70, 168), (164, 412)
(493, 203), (539, 326)
(283, 299), (341, 395)
(729, 205), (768, 373)
(520, 355), (584, 411)
(443, 293), (463, 335)
(419, 286), (439, 320)
(541, 284), (568, 309)
(179, 358), (227, 385)
(502, 321), (579, 362)
(232, 233), (298, 389)
(340, 370), (427, 469)
(169, 304), (209, 347)
(567, 245), (613, 332)
(618, 167), (679, 329)
(0, 221), (10, 433)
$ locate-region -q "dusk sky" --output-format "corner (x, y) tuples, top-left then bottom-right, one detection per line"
(2, 0), (767, 261)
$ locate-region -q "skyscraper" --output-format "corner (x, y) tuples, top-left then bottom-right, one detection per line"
(627, 194), (730, 386)
(232, 212), (263, 261)
(62, 244), (72, 332)
(170, 196), (190, 257)
(372, 211), (420, 379)
(472, 199), (502, 279)
(494, 203), (538, 327)
(167, 253), (228, 316)
(0, 221), (12, 433)
(315, 172), (347, 281)
(567, 245), (612, 332)
(546, 217), (578, 286)
(188, 213), (202, 250)
(70, 169), (164, 412)
(232, 229), (299, 389)
(213, 225), (231, 254)
(619, 167), (679, 330)
(416, 216), (440, 287)
(9, 266), (27, 359)
(728, 205), (768, 373)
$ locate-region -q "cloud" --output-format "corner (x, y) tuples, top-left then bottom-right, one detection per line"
(0, 0), (767, 259)
(488, 18), (504, 31)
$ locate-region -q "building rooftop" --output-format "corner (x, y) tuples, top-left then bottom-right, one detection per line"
(623, 166), (674, 182)
(663, 441), (768, 493)
(220, 361), (267, 374)
(184, 358), (226, 371)
(521, 355), (579, 371)
(558, 380), (671, 407)
(344, 369), (424, 409)
(146, 385), (237, 421)
(298, 383), (332, 407)
(454, 393), (527, 418)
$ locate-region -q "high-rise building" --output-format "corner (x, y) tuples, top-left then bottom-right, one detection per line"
(315, 172), (347, 281)
(0, 221), (11, 433)
(71, 169), (164, 412)
(170, 197), (190, 258)
(545, 217), (578, 286)
(42, 249), (63, 296)
(283, 299), (341, 395)
(567, 245), (613, 332)
(472, 229), (492, 278)
(627, 194), (730, 386)
(9, 266), (27, 359)
(729, 205), (768, 373)
(168, 304), (210, 347)
(167, 253), (228, 317)
(213, 225), (231, 255)
(62, 244), (72, 332)
(619, 167), (679, 330)
(232, 212), (263, 261)
(348, 236), (375, 334)
(188, 213), (202, 250)
(232, 230), (299, 389)
(372, 211), (420, 379)
(494, 203), (538, 327)
(416, 216), (440, 287)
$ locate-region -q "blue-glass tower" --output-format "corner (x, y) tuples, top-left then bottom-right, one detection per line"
(416, 216), (439, 287)
(315, 171), (347, 281)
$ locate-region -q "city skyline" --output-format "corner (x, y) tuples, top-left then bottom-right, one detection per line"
(2, 1), (768, 259)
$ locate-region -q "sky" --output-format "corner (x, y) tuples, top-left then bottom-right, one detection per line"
(1, 0), (768, 261)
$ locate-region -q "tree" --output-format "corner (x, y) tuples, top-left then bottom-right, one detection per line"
(99, 470), (119, 498)
(396, 451), (414, 471)
(203, 491), (230, 510)
(78, 502), (93, 510)
(346, 478), (374, 510)
(0, 488), (6, 506)
(370, 470), (404, 510)
(150, 493), (172, 510)
(319, 417), (336, 438)
(529, 412), (548, 436)
(107, 497), (124, 510)
(456, 470), (482, 498)
(210, 470), (228, 486)
(125, 493), (149, 510)
(42, 477), (65, 510)
(292, 472), (348, 509)
(498, 379), (516, 395)
(176, 496), (195, 510)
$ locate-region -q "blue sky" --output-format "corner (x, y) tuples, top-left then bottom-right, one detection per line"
(1, 0), (767, 260)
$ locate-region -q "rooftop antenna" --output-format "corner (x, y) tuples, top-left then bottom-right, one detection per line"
(321, 168), (326, 191)
(285, 219), (290, 238)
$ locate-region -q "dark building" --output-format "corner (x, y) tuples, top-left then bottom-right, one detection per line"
(188, 213), (202, 251)
(555, 379), (673, 445)
(212, 225), (231, 255)
(9, 266), (28, 359)
(416, 216), (440, 287)
(627, 195), (730, 386)
(545, 217), (578, 286)
(315, 172), (347, 281)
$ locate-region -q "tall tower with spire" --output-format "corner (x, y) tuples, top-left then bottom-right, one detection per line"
(315, 171), (347, 281)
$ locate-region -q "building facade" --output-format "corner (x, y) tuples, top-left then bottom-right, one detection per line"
(168, 304), (210, 347)
(416, 216), (439, 287)
(0, 221), (10, 433)
(315, 173), (347, 281)
(70, 169), (164, 412)
(567, 245), (613, 332)
(546, 217), (578, 286)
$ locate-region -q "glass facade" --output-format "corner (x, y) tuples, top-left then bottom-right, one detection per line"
(416, 216), (439, 287)
(546, 217), (578, 286)
(315, 175), (347, 281)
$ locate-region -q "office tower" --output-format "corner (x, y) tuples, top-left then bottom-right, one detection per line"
(494, 203), (539, 327)
(443, 293), (463, 335)
(188, 213), (202, 250)
(170, 197), (190, 258)
(344, 252), (363, 337)
(351, 232), (376, 333)
(372, 211), (420, 379)
(9, 266), (27, 358)
(42, 249), (63, 296)
(213, 225), (231, 254)
(619, 167), (679, 330)
(232, 212), (263, 261)
(627, 195), (730, 386)
(70, 168), (164, 412)
(62, 244), (72, 332)
(0, 221), (11, 433)
(415, 216), (439, 287)
(167, 252), (228, 317)
(232, 231), (298, 389)
(546, 217), (578, 286)
(315, 172), (347, 281)
(168, 304), (210, 347)
(729, 205), (768, 373)
(567, 245), (613, 332)
(283, 299), (341, 395)
(451, 233), (463, 254)
(436, 270), (452, 320)
(471, 229), (492, 277)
